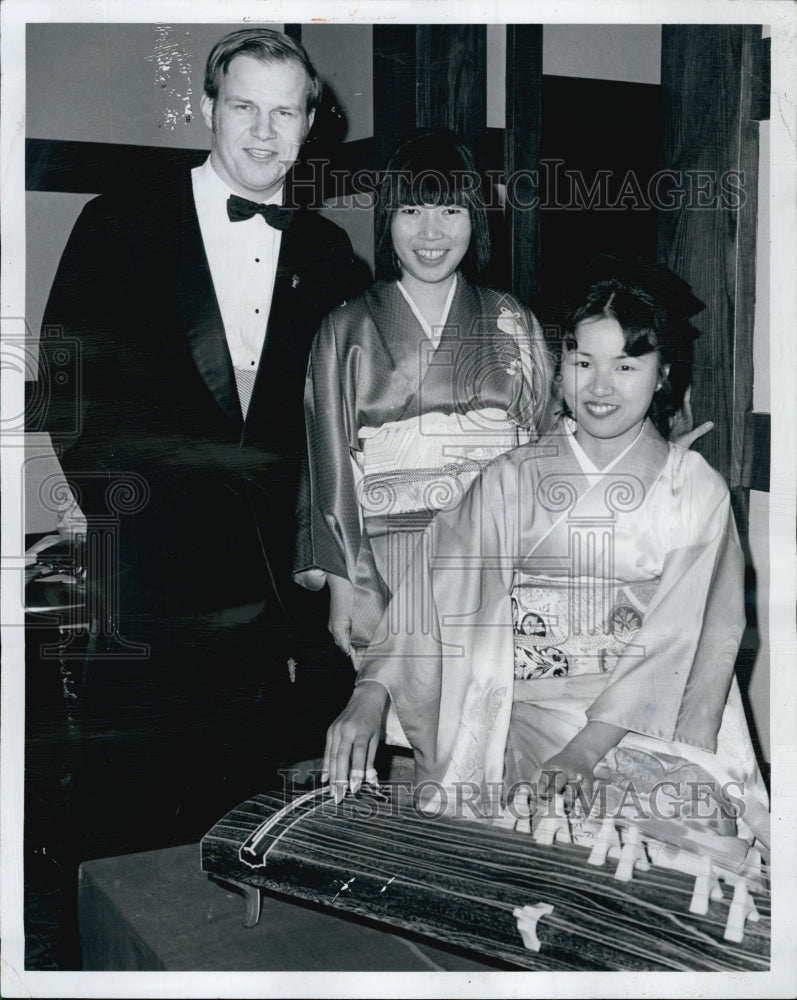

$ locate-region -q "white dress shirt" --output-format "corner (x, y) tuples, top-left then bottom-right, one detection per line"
(191, 158), (283, 415)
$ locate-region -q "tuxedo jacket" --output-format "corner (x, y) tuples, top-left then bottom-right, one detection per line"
(40, 168), (368, 624)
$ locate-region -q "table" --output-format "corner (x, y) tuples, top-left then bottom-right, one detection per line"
(78, 843), (504, 971)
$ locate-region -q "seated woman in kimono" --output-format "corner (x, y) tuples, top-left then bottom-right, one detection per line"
(324, 257), (770, 865)
(293, 128), (550, 660)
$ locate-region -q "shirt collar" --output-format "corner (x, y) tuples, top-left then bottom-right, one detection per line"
(194, 156), (284, 209)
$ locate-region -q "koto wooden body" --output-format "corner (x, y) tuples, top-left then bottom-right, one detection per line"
(200, 787), (770, 972)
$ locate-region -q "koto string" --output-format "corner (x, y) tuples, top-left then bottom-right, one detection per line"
(240, 786), (330, 863)
(252, 790), (770, 905)
(249, 792), (769, 943)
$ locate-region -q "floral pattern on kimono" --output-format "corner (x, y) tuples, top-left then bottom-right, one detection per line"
(511, 576), (659, 679)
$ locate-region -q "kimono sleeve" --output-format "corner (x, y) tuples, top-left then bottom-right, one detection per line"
(494, 295), (552, 435)
(518, 304), (552, 434)
(293, 309), (362, 582)
(587, 461), (745, 752)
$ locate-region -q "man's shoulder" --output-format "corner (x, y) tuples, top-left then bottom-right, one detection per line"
(290, 207), (352, 247)
(287, 208), (371, 295)
(76, 169), (193, 227)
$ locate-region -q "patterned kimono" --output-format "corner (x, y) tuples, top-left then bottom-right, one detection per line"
(356, 420), (770, 861)
(295, 275), (545, 650)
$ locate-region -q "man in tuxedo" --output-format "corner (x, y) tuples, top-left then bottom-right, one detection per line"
(39, 28), (367, 855)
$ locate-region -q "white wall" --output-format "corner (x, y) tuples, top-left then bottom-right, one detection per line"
(486, 23), (506, 128)
(302, 23), (373, 142)
(27, 22), (273, 148)
(543, 24), (661, 84)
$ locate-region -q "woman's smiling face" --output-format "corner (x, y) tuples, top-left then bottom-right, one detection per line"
(561, 316), (665, 465)
(390, 203), (472, 296)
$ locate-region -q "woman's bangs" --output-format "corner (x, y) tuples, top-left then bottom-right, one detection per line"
(395, 168), (470, 208)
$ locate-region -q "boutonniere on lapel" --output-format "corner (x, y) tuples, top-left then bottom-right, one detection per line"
(291, 274), (300, 289)
(497, 307), (530, 377)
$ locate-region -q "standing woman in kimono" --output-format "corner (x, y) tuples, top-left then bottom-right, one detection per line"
(325, 257), (769, 862)
(294, 128), (550, 659)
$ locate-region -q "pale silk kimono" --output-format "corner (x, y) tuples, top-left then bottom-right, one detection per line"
(356, 420), (770, 860)
(295, 275), (545, 649)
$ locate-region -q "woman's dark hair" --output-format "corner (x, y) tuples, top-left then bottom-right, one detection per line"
(557, 255), (704, 436)
(374, 128), (491, 283)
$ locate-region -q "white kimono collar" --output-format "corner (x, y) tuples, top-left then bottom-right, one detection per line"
(563, 416), (648, 476)
(396, 273), (458, 348)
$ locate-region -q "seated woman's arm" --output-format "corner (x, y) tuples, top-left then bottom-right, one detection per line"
(324, 679), (390, 801)
(534, 720), (629, 808)
(327, 572), (355, 656)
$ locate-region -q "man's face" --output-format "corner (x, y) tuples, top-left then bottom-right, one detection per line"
(201, 54), (314, 200)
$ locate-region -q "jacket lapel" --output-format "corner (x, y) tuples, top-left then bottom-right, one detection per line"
(244, 215), (330, 442)
(174, 176), (242, 425)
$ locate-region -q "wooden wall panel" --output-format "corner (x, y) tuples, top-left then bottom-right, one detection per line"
(505, 26), (543, 306)
(741, 412), (771, 493)
(373, 25), (489, 172)
(372, 27), (417, 172)
(416, 25), (487, 166)
(658, 25), (761, 514)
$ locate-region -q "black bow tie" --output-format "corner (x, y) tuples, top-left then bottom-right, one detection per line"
(226, 195), (294, 230)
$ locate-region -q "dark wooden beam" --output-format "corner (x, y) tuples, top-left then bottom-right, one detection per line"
(372, 26), (417, 171)
(741, 412), (771, 493)
(416, 25), (487, 166)
(751, 36), (771, 122)
(504, 25), (543, 307)
(26, 136), (379, 205)
(26, 137), (207, 194)
(372, 27), (490, 166)
(658, 26), (761, 515)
